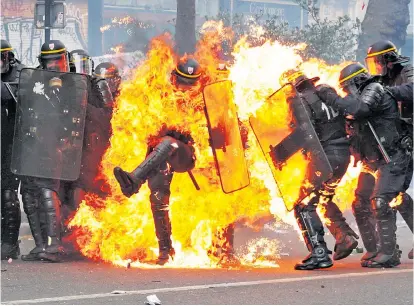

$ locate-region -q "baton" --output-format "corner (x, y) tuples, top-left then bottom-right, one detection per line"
(4, 82), (18, 104)
(367, 120), (391, 164)
(187, 170), (200, 191)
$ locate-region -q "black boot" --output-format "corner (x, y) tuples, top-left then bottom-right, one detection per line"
(38, 189), (64, 262)
(366, 198), (397, 268)
(352, 198), (378, 266)
(114, 137), (179, 197)
(152, 209), (174, 265)
(1, 189), (21, 260)
(294, 204), (333, 270)
(396, 193), (413, 259)
(21, 192), (46, 261)
(323, 200), (359, 260)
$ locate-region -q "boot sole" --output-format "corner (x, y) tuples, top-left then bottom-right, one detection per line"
(294, 262), (333, 270)
(333, 240), (358, 261)
(113, 168), (134, 197)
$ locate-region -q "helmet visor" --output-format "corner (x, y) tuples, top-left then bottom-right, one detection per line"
(43, 54), (69, 72)
(1, 52), (9, 74)
(365, 56), (386, 76)
(72, 54), (92, 75)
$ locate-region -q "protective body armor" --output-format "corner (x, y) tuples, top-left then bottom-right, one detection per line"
(300, 86), (348, 146)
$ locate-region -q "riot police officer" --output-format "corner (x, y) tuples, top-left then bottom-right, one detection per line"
(20, 40), (70, 262)
(94, 62), (122, 100)
(317, 63), (409, 268)
(1, 40), (23, 260)
(365, 40), (413, 259)
(113, 58), (200, 265)
(279, 70), (359, 270)
(61, 50), (114, 224)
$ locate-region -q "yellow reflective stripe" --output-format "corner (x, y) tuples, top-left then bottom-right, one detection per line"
(366, 47), (396, 58)
(339, 68), (367, 84)
(175, 66), (201, 79)
(287, 71), (304, 82)
(70, 57), (89, 63)
(41, 48), (66, 54)
(95, 73), (114, 78)
(0, 47), (13, 52)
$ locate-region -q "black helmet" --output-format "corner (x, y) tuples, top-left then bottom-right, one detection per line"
(70, 49), (93, 75)
(279, 69), (319, 91)
(365, 40), (409, 76)
(94, 62), (121, 96)
(172, 57), (201, 87)
(1, 39), (14, 74)
(39, 40), (69, 72)
(338, 62), (371, 95)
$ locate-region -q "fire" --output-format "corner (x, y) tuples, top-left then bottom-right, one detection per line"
(69, 21), (359, 268)
(390, 192), (404, 208)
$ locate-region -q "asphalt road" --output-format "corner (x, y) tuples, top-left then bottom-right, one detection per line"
(1, 214), (413, 305)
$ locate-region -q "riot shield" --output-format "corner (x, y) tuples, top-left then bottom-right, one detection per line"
(203, 80), (250, 193)
(249, 84), (332, 211)
(11, 68), (88, 181)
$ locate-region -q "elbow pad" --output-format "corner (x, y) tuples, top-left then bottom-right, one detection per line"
(360, 82), (384, 109)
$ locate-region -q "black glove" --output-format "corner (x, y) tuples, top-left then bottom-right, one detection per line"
(316, 85), (339, 106)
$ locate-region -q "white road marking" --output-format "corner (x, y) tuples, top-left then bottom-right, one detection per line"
(2, 269), (413, 304)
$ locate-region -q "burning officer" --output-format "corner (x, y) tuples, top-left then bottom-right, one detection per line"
(278, 70), (359, 270)
(365, 40), (413, 259)
(1, 39), (23, 260)
(317, 62), (409, 268)
(113, 57), (200, 265)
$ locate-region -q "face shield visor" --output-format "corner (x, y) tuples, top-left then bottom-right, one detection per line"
(1, 51), (10, 74)
(365, 55), (387, 76)
(41, 53), (69, 72)
(71, 54), (93, 75)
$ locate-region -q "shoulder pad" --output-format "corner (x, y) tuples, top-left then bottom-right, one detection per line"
(401, 64), (414, 83)
(360, 82), (384, 108)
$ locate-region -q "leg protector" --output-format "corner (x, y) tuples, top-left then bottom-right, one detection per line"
(114, 136), (179, 197)
(1, 189), (21, 245)
(322, 199), (359, 260)
(367, 197), (397, 267)
(39, 188), (63, 258)
(294, 203), (332, 270)
(21, 191), (45, 261)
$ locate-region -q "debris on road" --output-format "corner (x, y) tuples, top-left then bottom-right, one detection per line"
(8, 258), (13, 264)
(111, 290), (127, 294)
(145, 294), (161, 305)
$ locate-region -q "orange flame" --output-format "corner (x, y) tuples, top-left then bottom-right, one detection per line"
(70, 21), (359, 268)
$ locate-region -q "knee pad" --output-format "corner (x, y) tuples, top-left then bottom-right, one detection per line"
(22, 192), (39, 215)
(40, 189), (60, 212)
(371, 197), (392, 218)
(2, 189), (18, 203)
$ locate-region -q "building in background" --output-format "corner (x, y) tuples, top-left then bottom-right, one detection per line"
(1, 0), (88, 66)
(219, 0), (307, 29)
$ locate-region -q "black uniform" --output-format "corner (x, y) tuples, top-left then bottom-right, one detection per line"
(20, 40), (73, 262)
(1, 47), (23, 260)
(279, 71), (358, 270)
(365, 40), (413, 260)
(317, 64), (409, 268)
(61, 75), (113, 222)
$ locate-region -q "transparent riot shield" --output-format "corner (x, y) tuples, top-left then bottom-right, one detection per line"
(249, 84), (332, 211)
(203, 80), (250, 193)
(11, 68), (88, 181)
